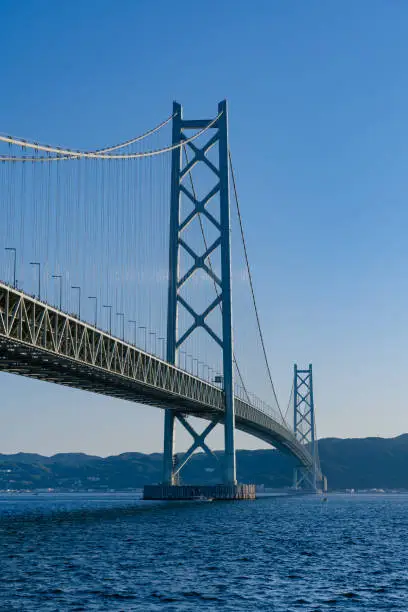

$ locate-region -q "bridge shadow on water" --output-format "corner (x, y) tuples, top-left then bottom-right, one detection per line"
(0, 493), (268, 528)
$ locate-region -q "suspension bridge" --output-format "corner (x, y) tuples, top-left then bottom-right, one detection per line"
(0, 101), (324, 499)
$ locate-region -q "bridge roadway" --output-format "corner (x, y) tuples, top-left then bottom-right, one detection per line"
(0, 281), (314, 470)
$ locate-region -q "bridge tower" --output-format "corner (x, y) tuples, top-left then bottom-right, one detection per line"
(293, 364), (322, 491)
(159, 100), (244, 496)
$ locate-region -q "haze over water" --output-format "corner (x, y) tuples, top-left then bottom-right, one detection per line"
(1, 493), (406, 610)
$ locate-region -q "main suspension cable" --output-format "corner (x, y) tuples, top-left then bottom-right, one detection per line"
(0, 114), (221, 161)
(93, 113), (174, 153)
(228, 149), (287, 425)
(284, 379), (294, 422)
(0, 114), (174, 162)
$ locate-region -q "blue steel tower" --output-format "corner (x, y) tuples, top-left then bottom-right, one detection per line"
(293, 364), (321, 491)
(163, 101), (236, 486)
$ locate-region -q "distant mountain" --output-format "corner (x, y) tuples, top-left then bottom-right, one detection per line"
(318, 434), (408, 489)
(1, 434), (408, 491)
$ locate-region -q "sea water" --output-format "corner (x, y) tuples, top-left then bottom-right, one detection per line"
(0, 492), (406, 610)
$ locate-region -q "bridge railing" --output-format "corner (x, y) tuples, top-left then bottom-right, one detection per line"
(234, 383), (287, 430)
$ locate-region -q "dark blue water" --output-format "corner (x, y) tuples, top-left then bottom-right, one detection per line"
(0, 493), (407, 611)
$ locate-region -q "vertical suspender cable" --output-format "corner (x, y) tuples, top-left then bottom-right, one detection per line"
(228, 149), (287, 425)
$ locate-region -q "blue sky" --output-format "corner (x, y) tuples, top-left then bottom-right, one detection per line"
(1, 0), (408, 455)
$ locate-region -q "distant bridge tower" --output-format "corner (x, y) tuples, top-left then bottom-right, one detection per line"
(163, 100), (237, 488)
(293, 364), (323, 491)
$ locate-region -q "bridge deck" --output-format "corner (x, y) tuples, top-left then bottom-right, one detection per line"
(0, 282), (314, 469)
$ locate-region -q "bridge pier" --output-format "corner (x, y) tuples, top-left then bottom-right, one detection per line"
(150, 408), (255, 500)
(143, 483), (255, 501)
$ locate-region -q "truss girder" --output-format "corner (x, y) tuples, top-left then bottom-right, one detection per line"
(0, 281), (315, 470)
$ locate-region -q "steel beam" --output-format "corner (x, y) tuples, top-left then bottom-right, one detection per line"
(218, 100), (236, 484)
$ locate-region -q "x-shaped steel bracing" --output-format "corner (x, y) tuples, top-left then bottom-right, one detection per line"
(173, 415), (220, 477)
(176, 132), (224, 350)
(294, 365), (319, 490)
(294, 375), (313, 445)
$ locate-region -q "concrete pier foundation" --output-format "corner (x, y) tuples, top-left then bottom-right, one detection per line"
(143, 483), (256, 501)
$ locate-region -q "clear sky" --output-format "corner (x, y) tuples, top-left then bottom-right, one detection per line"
(1, 0), (408, 456)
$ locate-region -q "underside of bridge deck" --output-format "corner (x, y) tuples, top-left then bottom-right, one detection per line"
(0, 335), (313, 470)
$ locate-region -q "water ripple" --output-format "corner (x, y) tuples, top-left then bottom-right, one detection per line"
(0, 493), (408, 610)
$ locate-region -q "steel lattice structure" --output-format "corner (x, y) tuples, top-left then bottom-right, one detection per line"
(293, 364), (323, 490)
(0, 281), (314, 469)
(164, 101), (237, 485)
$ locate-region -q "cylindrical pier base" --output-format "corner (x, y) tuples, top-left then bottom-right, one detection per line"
(143, 483), (255, 501)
